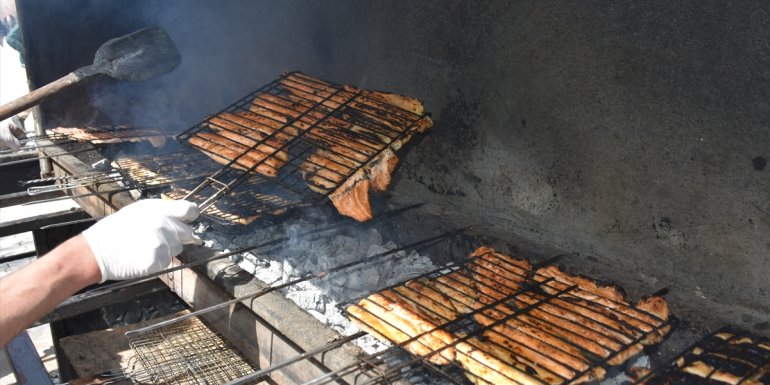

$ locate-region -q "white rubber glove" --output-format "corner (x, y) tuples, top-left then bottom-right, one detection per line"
(82, 199), (200, 283)
(0, 118), (21, 152)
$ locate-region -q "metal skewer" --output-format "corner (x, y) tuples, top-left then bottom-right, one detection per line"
(0, 146), (100, 167)
(223, 331), (367, 385)
(55, 203), (424, 307)
(124, 226), (468, 338)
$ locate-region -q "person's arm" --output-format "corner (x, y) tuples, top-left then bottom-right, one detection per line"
(0, 235), (100, 346)
(0, 199), (199, 347)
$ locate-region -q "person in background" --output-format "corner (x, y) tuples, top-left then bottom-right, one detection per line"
(2, 15), (23, 63)
(0, 199), (200, 347)
(0, 10), (26, 151)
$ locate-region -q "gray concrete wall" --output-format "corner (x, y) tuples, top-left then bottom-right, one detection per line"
(19, 0), (769, 317)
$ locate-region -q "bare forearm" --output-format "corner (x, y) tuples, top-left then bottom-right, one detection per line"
(0, 235), (101, 346)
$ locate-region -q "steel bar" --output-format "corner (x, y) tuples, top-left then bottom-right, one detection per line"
(20, 174), (203, 207)
(35, 279), (169, 325)
(21, 187), (137, 206)
(18, 171), (114, 187)
(27, 174), (124, 195)
(39, 217), (100, 230)
(0, 190), (64, 206)
(125, 226), (468, 338)
(0, 146), (98, 168)
(62, 203), (423, 308)
(223, 331), (367, 385)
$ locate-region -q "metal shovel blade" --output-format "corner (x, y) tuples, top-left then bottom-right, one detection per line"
(0, 26), (181, 122)
(90, 26), (182, 81)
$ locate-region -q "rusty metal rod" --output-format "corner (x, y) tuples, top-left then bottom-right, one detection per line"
(62, 203), (424, 305)
(0, 146), (99, 167)
(18, 171), (115, 186)
(124, 226), (468, 338)
(223, 331), (367, 385)
(21, 186), (136, 206)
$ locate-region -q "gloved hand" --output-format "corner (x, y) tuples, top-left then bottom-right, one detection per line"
(82, 199), (200, 283)
(0, 118), (22, 152)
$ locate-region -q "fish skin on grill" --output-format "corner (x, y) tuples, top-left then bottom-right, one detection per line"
(280, 73), (432, 222)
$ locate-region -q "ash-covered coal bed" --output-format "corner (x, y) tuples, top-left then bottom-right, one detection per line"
(195, 206), (437, 354)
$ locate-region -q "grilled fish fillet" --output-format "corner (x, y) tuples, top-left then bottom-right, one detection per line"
(348, 290), (456, 365)
(51, 127), (168, 147)
(535, 265), (671, 364)
(188, 133), (283, 177)
(677, 331), (770, 385)
(315, 147), (403, 221)
(456, 338), (551, 385)
(208, 113), (289, 157)
(630, 330), (770, 385)
(368, 149), (399, 191)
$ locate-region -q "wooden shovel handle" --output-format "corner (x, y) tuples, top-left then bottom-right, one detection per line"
(0, 72), (84, 122)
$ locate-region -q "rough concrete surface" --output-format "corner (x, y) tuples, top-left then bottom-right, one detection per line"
(17, 0), (769, 330)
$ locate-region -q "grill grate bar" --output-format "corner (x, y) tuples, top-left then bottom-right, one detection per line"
(222, 331), (367, 385)
(62, 203), (423, 313)
(128, 316), (259, 385)
(125, 227), (468, 338)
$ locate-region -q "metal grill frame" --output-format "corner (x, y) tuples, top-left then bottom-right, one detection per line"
(175, 71), (430, 214)
(332, 250), (675, 385)
(633, 327), (770, 385)
(128, 316), (261, 385)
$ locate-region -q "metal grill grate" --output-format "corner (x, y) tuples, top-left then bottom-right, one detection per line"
(334, 249), (674, 385)
(176, 71), (431, 212)
(114, 150), (219, 187)
(632, 327), (770, 385)
(128, 316), (262, 385)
